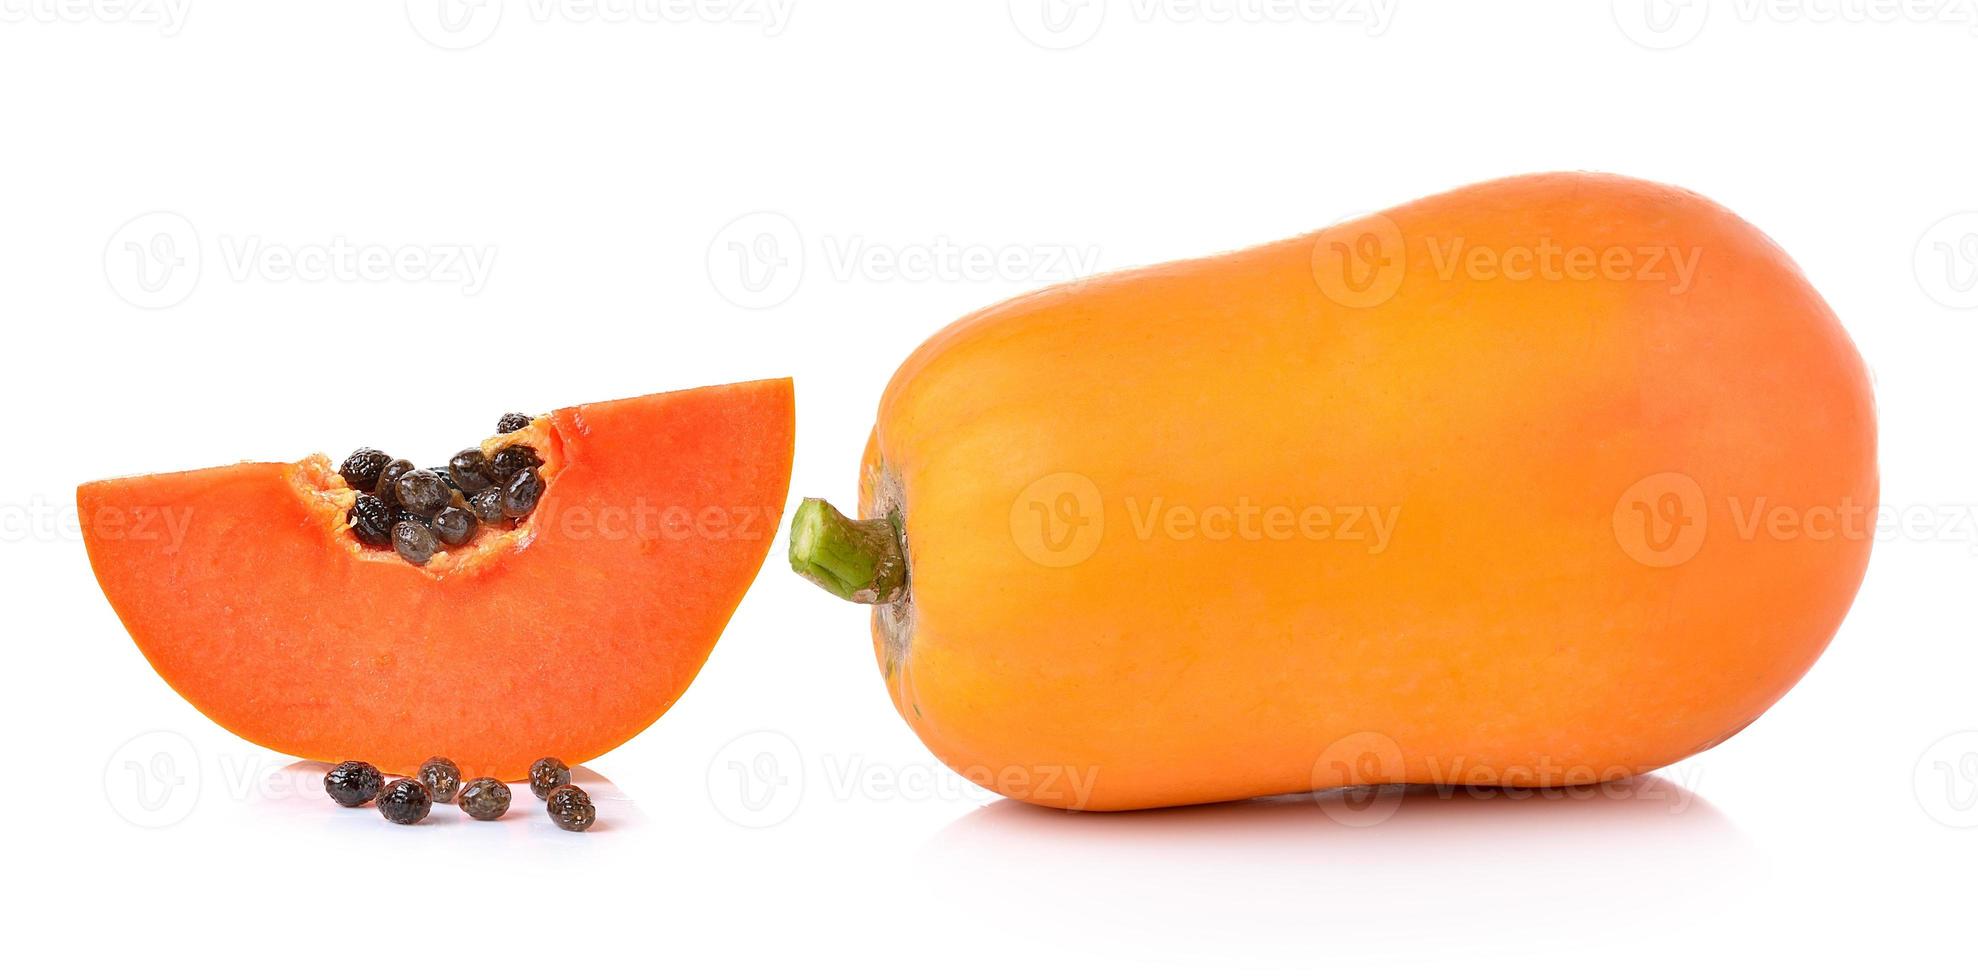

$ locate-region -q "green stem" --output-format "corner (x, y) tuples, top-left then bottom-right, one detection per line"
(788, 498), (907, 604)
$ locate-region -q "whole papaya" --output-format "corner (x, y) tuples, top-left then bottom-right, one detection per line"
(791, 173), (1875, 811)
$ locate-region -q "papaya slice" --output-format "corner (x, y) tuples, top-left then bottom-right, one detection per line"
(80, 379), (793, 779)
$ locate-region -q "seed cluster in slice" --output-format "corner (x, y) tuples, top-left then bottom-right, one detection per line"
(337, 413), (548, 566)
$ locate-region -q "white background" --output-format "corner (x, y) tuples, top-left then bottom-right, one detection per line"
(3, 1), (1974, 975)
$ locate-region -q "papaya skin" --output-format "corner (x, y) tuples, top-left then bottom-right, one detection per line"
(801, 172), (1876, 811)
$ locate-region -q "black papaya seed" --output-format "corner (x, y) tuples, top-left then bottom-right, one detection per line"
(324, 761), (383, 807)
(466, 488), (506, 525)
(374, 458), (416, 508)
(448, 449), (494, 494)
(458, 778), (511, 820)
(394, 469), (450, 518)
(528, 757), (570, 800)
(501, 468), (544, 519)
(392, 520), (439, 565)
(418, 757), (461, 804)
(378, 778), (432, 825)
(347, 494), (395, 548)
(488, 445), (541, 483)
(338, 448), (392, 493)
(432, 506), (477, 547)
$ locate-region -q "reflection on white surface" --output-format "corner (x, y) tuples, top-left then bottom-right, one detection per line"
(916, 777), (1763, 963)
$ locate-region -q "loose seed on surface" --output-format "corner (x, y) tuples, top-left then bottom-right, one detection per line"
(528, 757), (570, 800)
(393, 520), (440, 565)
(496, 413), (534, 434)
(545, 783), (595, 832)
(457, 778), (512, 821)
(338, 449), (392, 493)
(324, 761), (384, 807)
(418, 757), (462, 804)
(378, 778), (433, 825)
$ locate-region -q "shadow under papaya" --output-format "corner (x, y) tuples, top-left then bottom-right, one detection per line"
(915, 776), (1761, 963)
